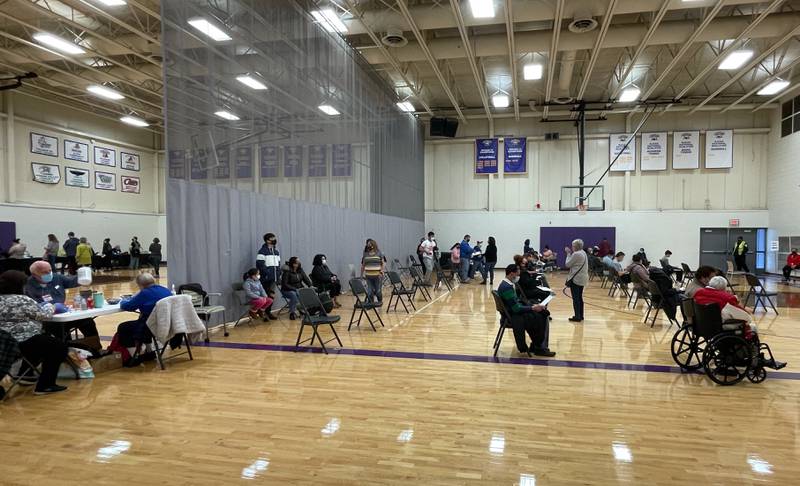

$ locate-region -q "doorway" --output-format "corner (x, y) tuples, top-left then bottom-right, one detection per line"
(699, 227), (766, 273)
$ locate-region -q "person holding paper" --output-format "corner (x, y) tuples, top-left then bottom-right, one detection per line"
(497, 264), (555, 357)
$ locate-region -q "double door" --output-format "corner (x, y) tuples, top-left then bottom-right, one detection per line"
(699, 228), (765, 273)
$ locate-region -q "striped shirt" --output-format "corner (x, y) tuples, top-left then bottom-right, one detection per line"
(362, 251), (384, 277)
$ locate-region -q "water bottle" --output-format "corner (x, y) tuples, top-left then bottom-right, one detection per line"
(171, 284), (176, 295)
(73, 294), (81, 309)
(80, 297), (88, 310)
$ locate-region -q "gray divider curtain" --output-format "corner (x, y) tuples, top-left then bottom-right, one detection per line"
(167, 179), (424, 321)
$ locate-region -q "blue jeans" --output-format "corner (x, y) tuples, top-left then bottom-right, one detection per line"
(365, 276), (383, 304)
(47, 254), (57, 271)
(485, 262), (496, 284)
(460, 259), (470, 281)
(282, 289), (299, 314)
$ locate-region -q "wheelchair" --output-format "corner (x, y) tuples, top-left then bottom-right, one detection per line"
(670, 299), (784, 386)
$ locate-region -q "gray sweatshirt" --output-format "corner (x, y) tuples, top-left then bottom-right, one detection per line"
(243, 278), (266, 300)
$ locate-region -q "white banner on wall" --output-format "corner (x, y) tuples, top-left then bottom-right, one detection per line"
(30, 132), (58, 157)
(121, 152), (140, 171)
(31, 162), (61, 183)
(65, 167), (90, 188)
(705, 129), (734, 169)
(94, 171), (116, 190)
(609, 133), (636, 172)
(94, 146), (116, 167)
(121, 175), (140, 194)
(672, 131), (700, 169)
(64, 140), (89, 162)
(640, 132), (668, 171)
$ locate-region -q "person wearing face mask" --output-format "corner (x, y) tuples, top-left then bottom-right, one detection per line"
(496, 264), (555, 357)
(458, 235), (474, 283)
(243, 268), (274, 320)
(281, 256), (312, 320)
(23, 261), (101, 353)
(419, 232), (436, 284)
(311, 254), (342, 308)
(255, 233), (281, 320)
(782, 248), (800, 283)
(361, 239), (386, 305)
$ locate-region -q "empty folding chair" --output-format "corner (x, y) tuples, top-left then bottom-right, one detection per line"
(295, 288), (342, 354)
(348, 279), (384, 331)
(743, 273), (779, 315)
(680, 263), (695, 286)
(177, 283), (227, 342)
(433, 260), (453, 292)
(387, 271), (417, 314)
(409, 266), (432, 302)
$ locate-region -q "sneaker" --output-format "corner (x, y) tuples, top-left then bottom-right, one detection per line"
(34, 384), (68, 395)
(249, 310), (260, 320)
(568, 317), (583, 322)
(533, 348), (556, 357)
(289, 312), (297, 320)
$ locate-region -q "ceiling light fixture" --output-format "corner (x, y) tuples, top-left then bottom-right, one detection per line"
(523, 64), (543, 80)
(311, 9), (348, 33)
(94, 0), (127, 6)
(396, 101), (415, 112)
(618, 86), (641, 103)
(236, 74), (268, 90)
(318, 104), (341, 115)
(120, 115), (148, 127)
(187, 17), (232, 42)
(469, 0), (495, 18)
(719, 50), (753, 70)
(757, 79), (790, 96)
(492, 94), (510, 108)
(87, 84), (125, 100)
(214, 110), (240, 121)
(32, 32), (86, 55)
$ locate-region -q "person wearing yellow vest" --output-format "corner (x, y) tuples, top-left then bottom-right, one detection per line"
(732, 236), (750, 272)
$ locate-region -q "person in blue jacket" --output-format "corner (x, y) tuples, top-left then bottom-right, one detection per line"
(256, 232), (280, 320)
(459, 235), (473, 283)
(115, 273), (172, 365)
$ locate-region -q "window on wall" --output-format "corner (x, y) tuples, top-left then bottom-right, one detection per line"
(782, 97), (800, 137)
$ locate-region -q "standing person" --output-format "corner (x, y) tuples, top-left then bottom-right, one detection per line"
(459, 235), (473, 283)
(598, 237), (611, 258)
(148, 238), (162, 277)
(43, 234), (59, 271)
(243, 268), (274, 320)
(129, 236), (141, 270)
(0, 270), (68, 396)
(449, 243), (461, 275)
(75, 237), (93, 268)
(101, 238), (113, 271)
(471, 241), (486, 283)
(419, 232), (436, 284)
(281, 256), (311, 320)
(255, 232), (280, 320)
(62, 232), (79, 275)
(783, 248), (800, 282)
(564, 239), (589, 323)
(732, 236), (750, 272)
(484, 237), (498, 285)
(361, 239), (386, 306)
(523, 239), (532, 255)
(8, 238), (27, 258)
(416, 238), (425, 266)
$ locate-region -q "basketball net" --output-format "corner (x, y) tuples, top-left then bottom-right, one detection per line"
(576, 202), (588, 215)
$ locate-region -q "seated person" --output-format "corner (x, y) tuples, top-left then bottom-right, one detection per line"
(310, 254), (342, 308)
(683, 266), (718, 298)
(497, 265), (555, 357)
(243, 268), (274, 320)
(24, 261), (101, 353)
(604, 251), (625, 273)
(513, 255), (551, 301)
(114, 273), (172, 366)
(626, 254), (652, 286)
(281, 257), (312, 320)
(659, 250), (683, 281)
(0, 270), (68, 396)
(635, 248), (649, 267)
(783, 248), (800, 282)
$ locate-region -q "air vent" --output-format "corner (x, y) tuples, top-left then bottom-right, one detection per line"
(552, 96), (574, 104)
(568, 16), (597, 33)
(381, 27), (408, 47)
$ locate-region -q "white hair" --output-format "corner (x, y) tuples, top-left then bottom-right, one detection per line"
(572, 239), (584, 250)
(136, 272), (156, 287)
(708, 276), (728, 290)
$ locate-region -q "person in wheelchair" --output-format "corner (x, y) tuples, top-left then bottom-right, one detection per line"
(694, 276), (786, 370)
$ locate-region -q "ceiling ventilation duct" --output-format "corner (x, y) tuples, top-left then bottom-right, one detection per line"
(381, 27), (408, 47)
(568, 8), (598, 34)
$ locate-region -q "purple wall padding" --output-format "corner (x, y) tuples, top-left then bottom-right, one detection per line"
(539, 227), (616, 268)
(0, 222), (16, 251)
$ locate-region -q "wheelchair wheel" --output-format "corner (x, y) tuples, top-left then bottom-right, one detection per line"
(702, 334), (752, 386)
(670, 325), (705, 371)
(746, 366), (767, 384)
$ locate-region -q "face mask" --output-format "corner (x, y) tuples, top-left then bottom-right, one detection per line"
(321, 258), (327, 265)
(512, 276), (520, 283)
(41, 272), (54, 283)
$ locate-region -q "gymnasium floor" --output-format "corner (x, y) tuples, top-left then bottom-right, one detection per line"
(1, 269), (799, 485)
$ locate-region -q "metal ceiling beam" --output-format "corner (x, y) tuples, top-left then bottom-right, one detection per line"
(341, 0), (433, 116)
(395, 0), (465, 122)
(449, 0), (491, 120)
(640, 0), (726, 100)
(690, 24), (800, 113)
(72, 0), (160, 46)
(575, 0), (618, 101)
(675, 0), (785, 99)
(724, 55), (800, 112)
(609, 0), (670, 99)
(542, 0), (565, 119)
(504, 0), (519, 120)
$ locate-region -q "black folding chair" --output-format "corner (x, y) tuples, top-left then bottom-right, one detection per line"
(434, 259), (453, 291)
(1, 330), (41, 402)
(607, 269), (630, 298)
(409, 265), (432, 302)
(644, 281), (679, 329)
(680, 263), (695, 286)
(348, 278), (384, 331)
(231, 282), (256, 328)
(743, 273), (779, 315)
(387, 271), (416, 313)
(177, 283), (226, 342)
(628, 273), (650, 309)
(490, 291), (530, 357)
(295, 288), (342, 354)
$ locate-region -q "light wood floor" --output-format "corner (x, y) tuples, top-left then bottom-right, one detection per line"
(2, 268), (799, 485)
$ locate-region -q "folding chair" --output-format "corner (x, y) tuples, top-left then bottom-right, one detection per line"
(628, 273), (651, 310)
(644, 281), (679, 329)
(680, 263), (695, 286)
(409, 266), (432, 302)
(387, 271), (417, 313)
(434, 260), (453, 291)
(743, 273), (779, 315)
(146, 295), (196, 371)
(177, 283), (227, 342)
(232, 282), (256, 328)
(348, 279), (384, 331)
(295, 288), (342, 354)
(1, 330), (41, 402)
(490, 291), (530, 357)
(607, 269), (630, 298)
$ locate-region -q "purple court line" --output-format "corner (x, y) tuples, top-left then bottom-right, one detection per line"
(186, 339), (800, 381)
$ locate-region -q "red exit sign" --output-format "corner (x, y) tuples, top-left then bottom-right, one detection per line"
(729, 218), (740, 227)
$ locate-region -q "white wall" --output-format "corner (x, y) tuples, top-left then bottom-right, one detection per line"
(766, 105), (799, 236)
(0, 91), (165, 255)
(425, 210), (770, 269)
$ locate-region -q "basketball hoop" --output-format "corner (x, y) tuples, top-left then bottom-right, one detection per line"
(576, 202), (588, 215)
